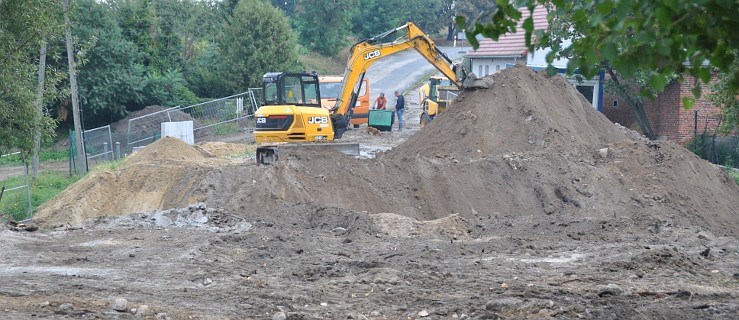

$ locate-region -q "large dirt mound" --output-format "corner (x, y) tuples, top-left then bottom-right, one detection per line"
(126, 136), (212, 165)
(36, 66), (739, 239)
(390, 65), (627, 159)
(35, 137), (225, 227)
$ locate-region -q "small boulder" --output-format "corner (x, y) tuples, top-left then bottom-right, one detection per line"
(112, 298), (128, 312)
(136, 305), (151, 316)
(58, 303), (74, 313)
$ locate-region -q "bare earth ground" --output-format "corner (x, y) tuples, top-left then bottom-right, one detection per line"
(2, 66), (738, 319)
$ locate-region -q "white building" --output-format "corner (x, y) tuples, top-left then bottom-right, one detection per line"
(464, 6), (604, 111)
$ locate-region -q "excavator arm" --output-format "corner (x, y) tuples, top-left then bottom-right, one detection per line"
(253, 22), (476, 162)
(331, 22), (471, 123)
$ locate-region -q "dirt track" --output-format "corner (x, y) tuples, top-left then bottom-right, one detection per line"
(2, 66), (738, 319)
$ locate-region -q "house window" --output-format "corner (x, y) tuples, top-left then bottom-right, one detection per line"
(613, 100), (618, 107)
(576, 85), (594, 104)
(496, 65), (501, 71)
(478, 65), (483, 76)
(485, 65), (489, 76)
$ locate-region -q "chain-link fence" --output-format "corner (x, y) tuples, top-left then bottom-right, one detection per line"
(125, 107), (176, 152)
(84, 125), (115, 165)
(126, 89), (261, 152)
(175, 90), (259, 135)
(0, 160), (33, 222)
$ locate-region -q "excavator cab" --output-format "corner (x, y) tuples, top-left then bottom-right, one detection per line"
(261, 72), (321, 106)
(254, 72), (331, 143)
(254, 72), (359, 164)
(419, 76), (459, 127)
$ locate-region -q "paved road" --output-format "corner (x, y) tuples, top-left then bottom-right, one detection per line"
(364, 46), (469, 107)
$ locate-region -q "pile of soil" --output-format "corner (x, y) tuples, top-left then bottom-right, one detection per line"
(37, 66), (739, 239)
(23, 65), (739, 319)
(35, 137), (228, 227)
(126, 137), (212, 165)
(389, 66), (627, 159)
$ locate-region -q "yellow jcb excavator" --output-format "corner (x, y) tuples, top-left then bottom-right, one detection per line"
(253, 22), (476, 164)
(418, 76), (460, 127)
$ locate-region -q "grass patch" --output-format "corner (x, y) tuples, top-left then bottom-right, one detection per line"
(726, 168), (739, 185)
(213, 122), (240, 136)
(298, 45), (347, 75)
(0, 149), (68, 166)
(1, 171), (81, 221)
(93, 158), (128, 172)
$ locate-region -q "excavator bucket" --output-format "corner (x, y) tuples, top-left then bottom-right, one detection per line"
(461, 72), (493, 89)
(256, 143), (360, 165)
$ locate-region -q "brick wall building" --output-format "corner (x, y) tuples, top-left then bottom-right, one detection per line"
(601, 75), (724, 144)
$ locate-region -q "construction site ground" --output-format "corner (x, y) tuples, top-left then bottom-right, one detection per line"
(2, 66), (738, 320)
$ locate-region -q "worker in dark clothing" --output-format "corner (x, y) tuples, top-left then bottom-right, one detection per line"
(394, 90), (405, 131)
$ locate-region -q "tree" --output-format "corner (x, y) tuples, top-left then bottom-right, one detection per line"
(529, 1), (660, 139)
(71, 0), (147, 126)
(455, 0), (499, 23)
(0, 0), (60, 157)
(351, 0), (405, 39)
(708, 51), (739, 134)
(401, 0), (446, 35)
(458, 0), (739, 111)
(295, 0), (352, 56)
(58, 0), (201, 127)
(271, 0), (297, 18)
(180, 0), (227, 98)
(602, 71), (668, 140)
(219, 0), (300, 93)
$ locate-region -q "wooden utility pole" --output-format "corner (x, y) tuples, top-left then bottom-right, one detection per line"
(63, 0), (86, 173)
(33, 39), (47, 179)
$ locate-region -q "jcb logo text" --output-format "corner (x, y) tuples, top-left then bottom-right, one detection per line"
(363, 50), (381, 60)
(308, 116), (329, 124)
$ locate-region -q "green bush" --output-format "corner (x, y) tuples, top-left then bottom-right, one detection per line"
(687, 134), (739, 169)
(727, 169), (739, 185)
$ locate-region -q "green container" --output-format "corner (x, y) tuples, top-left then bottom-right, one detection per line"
(368, 110), (395, 131)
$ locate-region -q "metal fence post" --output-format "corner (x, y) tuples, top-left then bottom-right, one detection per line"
(103, 142), (109, 161)
(24, 160), (32, 220)
(115, 142), (121, 160)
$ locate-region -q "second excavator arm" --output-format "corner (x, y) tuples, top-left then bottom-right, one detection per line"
(331, 22), (472, 123)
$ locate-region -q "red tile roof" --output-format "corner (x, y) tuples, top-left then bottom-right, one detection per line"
(467, 6), (548, 57)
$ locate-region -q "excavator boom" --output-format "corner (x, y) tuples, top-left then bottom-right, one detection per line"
(253, 22), (476, 163)
(332, 22), (470, 121)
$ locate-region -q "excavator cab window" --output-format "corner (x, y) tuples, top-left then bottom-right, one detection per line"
(319, 82), (342, 99)
(285, 76), (303, 104)
(429, 78), (439, 101)
(302, 76), (320, 104)
(261, 72), (321, 107)
(264, 82), (279, 105)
